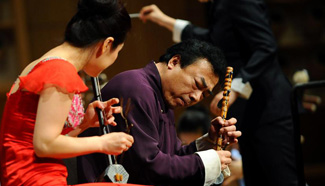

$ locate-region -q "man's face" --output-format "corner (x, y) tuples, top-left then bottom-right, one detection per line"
(162, 57), (219, 109)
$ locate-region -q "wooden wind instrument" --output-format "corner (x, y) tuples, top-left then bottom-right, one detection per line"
(216, 67), (233, 151)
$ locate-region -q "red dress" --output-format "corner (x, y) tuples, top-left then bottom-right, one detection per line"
(0, 58), (147, 186)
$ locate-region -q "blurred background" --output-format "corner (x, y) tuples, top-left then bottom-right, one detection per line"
(0, 0), (324, 185)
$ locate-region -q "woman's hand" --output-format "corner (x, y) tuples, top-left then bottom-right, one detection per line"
(100, 132), (134, 155)
(80, 98), (122, 130)
(209, 117), (241, 147)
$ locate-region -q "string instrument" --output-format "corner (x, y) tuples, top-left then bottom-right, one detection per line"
(91, 77), (129, 183)
(216, 67), (233, 150)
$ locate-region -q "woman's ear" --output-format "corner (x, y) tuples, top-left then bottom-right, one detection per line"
(167, 55), (181, 69)
(102, 37), (114, 53)
(96, 37), (115, 58)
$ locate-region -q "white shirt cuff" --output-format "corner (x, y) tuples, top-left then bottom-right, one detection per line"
(223, 166), (231, 177)
(196, 133), (215, 151)
(173, 19), (190, 43)
(231, 78), (253, 99)
(195, 149), (221, 186)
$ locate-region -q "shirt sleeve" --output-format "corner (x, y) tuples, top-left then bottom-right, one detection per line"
(231, 78), (253, 99)
(173, 19), (190, 43)
(180, 21), (212, 42)
(196, 133), (215, 151)
(195, 134), (229, 185)
(195, 149), (222, 186)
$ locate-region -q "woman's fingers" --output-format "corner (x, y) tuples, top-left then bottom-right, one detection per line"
(106, 115), (117, 126)
(90, 100), (104, 109)
(106, 98), (119, 106)
(101, 98), (121, 116)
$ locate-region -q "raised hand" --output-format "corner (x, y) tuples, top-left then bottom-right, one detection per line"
(209, 117), (241, 147)
(139, 4), (175, 32)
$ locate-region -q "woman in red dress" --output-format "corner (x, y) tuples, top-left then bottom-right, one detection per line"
(0, 0), (144, 185)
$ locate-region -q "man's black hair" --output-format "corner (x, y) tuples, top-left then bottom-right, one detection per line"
(159, 39), (227, 86)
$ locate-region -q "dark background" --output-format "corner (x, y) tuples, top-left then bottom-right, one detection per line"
(0, 0), (324, 185)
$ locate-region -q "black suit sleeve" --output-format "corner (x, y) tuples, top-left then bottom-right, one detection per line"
(229, 0), (278, 83)
(181, 23), (211, 42)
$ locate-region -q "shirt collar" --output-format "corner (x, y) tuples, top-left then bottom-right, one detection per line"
(143, 61), (169, 113)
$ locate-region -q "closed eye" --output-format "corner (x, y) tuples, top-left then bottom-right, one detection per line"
(199, 77), (213, 97)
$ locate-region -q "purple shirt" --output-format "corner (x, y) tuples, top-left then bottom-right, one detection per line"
(78, 62), (206, 186)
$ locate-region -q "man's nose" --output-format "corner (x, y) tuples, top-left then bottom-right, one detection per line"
(190, 91), (202, 103)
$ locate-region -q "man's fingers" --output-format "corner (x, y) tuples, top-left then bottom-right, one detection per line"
(211, 116), (225, 126)
(220, 125), (236, 133)
(227, 131), (242, 138)
(225, 117), (237, 126)
(211, 117), (236, 127)
(140, 4), (156, 19)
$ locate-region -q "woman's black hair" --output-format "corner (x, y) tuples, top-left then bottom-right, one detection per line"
(65, 0), (131, 49)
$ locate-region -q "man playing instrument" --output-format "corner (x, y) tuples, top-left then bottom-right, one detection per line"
(78, 39), (241, 186)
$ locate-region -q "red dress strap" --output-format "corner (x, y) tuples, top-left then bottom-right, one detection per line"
(19, 58), (88, 94)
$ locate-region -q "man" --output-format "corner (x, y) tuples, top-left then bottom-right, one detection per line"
(78, 39), (241, 186)
(139, 1), (300, 186)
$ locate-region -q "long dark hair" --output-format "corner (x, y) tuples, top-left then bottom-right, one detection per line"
(65, 0), (131, 49)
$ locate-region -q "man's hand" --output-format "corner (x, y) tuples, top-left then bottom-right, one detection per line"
(209, 117), (241, 147)
(216, 150), (232, 171)
(222, 159), (243, 186)
(210, 91), (239, 116)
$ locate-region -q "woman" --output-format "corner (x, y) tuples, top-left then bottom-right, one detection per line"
(0, 0), (139, 185)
